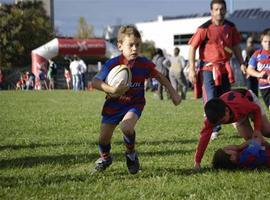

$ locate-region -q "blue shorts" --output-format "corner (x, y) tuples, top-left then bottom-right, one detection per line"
(101, 107), (142, 124)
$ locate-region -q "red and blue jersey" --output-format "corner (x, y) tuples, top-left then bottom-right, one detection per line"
(238, 140), (269, 168)
(95, 54), (159, 124)
(248, 49), (270, 89)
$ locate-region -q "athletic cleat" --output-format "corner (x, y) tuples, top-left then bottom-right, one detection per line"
(125, 151), (140, 174)
(92, 157), (112, 173)
(211, 131), (219, 140)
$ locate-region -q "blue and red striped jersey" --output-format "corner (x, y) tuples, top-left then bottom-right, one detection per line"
(95, 54), (159, 116)
(249, 49), (270, 89)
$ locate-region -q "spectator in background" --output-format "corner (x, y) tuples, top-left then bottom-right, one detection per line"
(47, 59), (57, 90)
(64, 67), (72, 90)
(188, 0), (246, 141)
(16, 73), (26, 90)
(25, 71), (35, 90)
(242, 36), (258, 96)
(78, 57), (87, 90)
(152, 48), (169, 100)
(167, 47), (188, 100)
(69, 55), (81, 91)
(39, 68), (48, 90)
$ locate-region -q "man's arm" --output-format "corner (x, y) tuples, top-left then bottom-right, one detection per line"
(232, 44), (246, 75)
(188, 45), (197, 84)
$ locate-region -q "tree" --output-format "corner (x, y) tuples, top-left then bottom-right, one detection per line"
(75, 17), (94, 39)
(0, 1), (54, 69)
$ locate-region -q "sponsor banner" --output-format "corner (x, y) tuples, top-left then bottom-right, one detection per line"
(58, 39), (106, 56)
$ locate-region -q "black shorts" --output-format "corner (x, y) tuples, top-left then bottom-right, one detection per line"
(260, 88), (270, 108)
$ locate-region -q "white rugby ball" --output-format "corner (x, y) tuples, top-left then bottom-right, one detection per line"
(105, 65), (132, 97)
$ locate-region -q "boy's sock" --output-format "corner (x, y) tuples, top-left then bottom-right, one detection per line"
(98, 143), (111, 160)
(123, 132), (136, 153)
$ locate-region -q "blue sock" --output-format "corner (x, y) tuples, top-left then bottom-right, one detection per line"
(123, 132), (136, 152)
(98, 143), (111, 160)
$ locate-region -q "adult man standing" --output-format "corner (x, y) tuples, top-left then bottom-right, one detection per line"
(188, 0), (246, 141)
(168, 47), (188, 100)
(69, 55), (81, 91)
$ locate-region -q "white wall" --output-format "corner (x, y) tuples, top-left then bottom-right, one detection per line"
(135, 16), (210, 60)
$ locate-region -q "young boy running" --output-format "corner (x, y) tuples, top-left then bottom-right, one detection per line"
(92, 25), (181, 174)
(194, 88), (270, 169)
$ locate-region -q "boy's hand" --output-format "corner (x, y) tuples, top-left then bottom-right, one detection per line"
(171, 93), (182, 106)
(259, 71), (267, 79)
(110, 80), (129, 96)
(194, 162), (201, 170)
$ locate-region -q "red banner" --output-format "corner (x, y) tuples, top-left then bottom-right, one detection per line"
(58, 39), (106, 56)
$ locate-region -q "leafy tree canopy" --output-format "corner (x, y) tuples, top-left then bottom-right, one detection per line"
(0, 1), (54, 69)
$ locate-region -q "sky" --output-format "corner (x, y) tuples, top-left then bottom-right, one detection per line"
(1, 0), (270, 37)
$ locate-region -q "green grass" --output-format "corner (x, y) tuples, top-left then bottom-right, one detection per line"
(1, 90), (270, 200)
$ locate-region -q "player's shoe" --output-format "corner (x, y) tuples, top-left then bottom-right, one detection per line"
(125, 151), (140, 174)
(211, 131), (219, 140)
(92, 157), (112, 173)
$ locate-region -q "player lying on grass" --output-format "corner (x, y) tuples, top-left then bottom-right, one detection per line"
(212, 139), (270, 169)
(91, 25), (181, 174)
(194, 88), (270, 169)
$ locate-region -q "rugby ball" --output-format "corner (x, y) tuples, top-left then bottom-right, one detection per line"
(105, 65), (132, 97)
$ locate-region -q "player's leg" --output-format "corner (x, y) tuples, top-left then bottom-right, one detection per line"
(202, 71), (221, 140)
(94, 123), (117, 172)
(249, 89), (270, 137)
(120, 111), (140, 174)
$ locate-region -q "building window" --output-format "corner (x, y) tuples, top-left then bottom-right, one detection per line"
(173, 34), (193, 45)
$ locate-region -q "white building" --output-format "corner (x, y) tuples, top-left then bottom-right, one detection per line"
(135, 8), (270, 59)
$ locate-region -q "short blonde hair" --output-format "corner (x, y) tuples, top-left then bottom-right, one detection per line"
(117, 25), (141, 43)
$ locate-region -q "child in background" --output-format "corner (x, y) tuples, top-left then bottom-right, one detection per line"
(64, 67), (71, 90)
(247, 30), (270, 110)
(91, 25), (181, 174)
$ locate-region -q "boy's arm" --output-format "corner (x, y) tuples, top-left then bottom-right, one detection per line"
(194, 119), (214, 169)
(246, 65), (266, 78)
(92, 77), (129, 96)
(224, 141), (249, 151)
(155, 73), (181, 105)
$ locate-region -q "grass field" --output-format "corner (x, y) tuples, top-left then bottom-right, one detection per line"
(1, 90), (270, 200)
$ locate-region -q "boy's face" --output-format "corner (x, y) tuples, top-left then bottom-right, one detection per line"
(118, 35), (141, 61)
(261, 35), (270, 51)
(218, 107), (231, 124)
